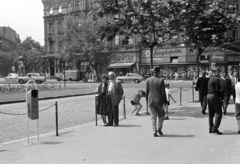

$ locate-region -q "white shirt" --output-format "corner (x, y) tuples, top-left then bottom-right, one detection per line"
(165, 88), (171, 101)
(108, 80), (115, 91)
(235, 82), (240, 103)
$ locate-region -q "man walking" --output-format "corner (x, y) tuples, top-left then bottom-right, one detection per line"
(231, 70), (238, 103)
(196, 71), (209, 115)
(146, 67), (168, 137)
(220, 72), (232, 115)
(207, 68), (223, 135)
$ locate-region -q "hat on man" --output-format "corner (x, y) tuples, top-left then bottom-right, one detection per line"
(151, 66), (161, 72)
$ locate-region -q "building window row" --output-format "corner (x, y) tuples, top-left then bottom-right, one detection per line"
(48, 0), (85, 15)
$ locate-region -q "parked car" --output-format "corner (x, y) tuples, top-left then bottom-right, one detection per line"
(17, 73), (46, 84)
(63, 70), (81, 81)
(117, 73), (144, 83)
(5, 73), (18, 82)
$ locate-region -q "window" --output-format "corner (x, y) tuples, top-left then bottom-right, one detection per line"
(233, 29), (239, 40)
(68, 3), (72, 13)
(50, 7), (53, 15)
(58, 6), (62, 13)
(233, 3), (239, 13)
(78, 0), (83, 10)
(115, 35), (120, 45)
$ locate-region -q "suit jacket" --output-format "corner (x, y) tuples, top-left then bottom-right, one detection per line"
(196, 76), (209, 95)
(146, 76), (167, 107)
(107, 80), (124, 105)
(220, 78), (232, 97)
(231, 77), (238, 97)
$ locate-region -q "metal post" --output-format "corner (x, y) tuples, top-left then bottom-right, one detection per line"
(192, 85), (194, 102)
(27, 103), (30, 144)
(95, 96), (98, 126)
(180, 87), (182, 106)
(123, 96), (126, 119)
(55, 101), (59, 136)
(146, 101), (148, 115)
(63, 61), (66, 89)
(37, 119), (39, 141)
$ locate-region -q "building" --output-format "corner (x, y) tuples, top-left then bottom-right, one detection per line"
(42, 0), (101, 78)
(0, 26), (21, 77)
(41, 0), (239, 79)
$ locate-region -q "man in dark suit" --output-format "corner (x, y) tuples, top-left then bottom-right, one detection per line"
(146, 67), (168, 137)
(231, 70), (238, 103)
(106, 71), (124, 127)
(196, 71), (209, 115)
(220, 72), (232, 115)
(207, 68), (223, 135)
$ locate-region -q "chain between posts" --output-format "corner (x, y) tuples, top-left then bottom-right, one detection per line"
(0, 104), (55, 116)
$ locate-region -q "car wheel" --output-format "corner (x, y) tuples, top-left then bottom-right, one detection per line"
(18, 79), (24, 84)
(134, 79), (140, 83)
(69, 78), (73, 81)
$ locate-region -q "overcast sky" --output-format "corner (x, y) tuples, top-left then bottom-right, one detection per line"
(0, 0), (44, 45)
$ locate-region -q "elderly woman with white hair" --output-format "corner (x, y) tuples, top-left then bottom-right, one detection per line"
(105, 71), (124, 127)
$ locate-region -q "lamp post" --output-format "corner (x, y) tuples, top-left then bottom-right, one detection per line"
(63, 60), (66, 89)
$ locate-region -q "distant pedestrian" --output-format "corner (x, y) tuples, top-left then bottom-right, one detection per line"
(95, 75), (108, 126)
(207, 68), (223, 135)
(220, 72), (232, 115)
(196, 71), (209, 115)
(175, 72), (179, 81)
(163, 83), (176, 120)
(130, 90), (145, 116)
(146, 66), (168, 137)
(231, 70), (238, 103)
(106, 71), (124, 127)
(234, 78), (240, 134)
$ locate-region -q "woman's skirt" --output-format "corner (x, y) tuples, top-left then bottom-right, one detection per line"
(96, 96), (108, 115)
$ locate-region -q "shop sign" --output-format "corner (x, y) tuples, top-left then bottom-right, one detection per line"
(112, 53), (136, 62)
(153, 48), (185, 57)
(211, 55), (224, 61)
(143, 48), (186, 58)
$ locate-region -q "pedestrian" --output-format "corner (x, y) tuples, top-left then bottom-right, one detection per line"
(95, 75), (108, 126)
(231, 70), (238, 103)
(207, 68), (223, 135)
(106, 71), (124, 127)
(220, 72), (232, 115)
(163, 83), (176, 120)
(175, 72), (179, 81)
(130, 90), (145, 116)
(234, 78), (240, 134)
(196, 71), (209, 115)
(146, 66), (168, 137)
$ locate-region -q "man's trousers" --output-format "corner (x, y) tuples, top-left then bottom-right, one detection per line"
(207, 94), (223, 131)
(149, 106), (165, 133)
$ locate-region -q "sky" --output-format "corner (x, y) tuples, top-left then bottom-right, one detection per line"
(0, 0), (45, 46)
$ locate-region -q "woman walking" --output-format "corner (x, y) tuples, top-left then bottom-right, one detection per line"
(235, 78), (240, 134)
(95, 75), (108, 126)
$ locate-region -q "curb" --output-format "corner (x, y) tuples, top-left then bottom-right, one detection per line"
(0, 92), (95, 105)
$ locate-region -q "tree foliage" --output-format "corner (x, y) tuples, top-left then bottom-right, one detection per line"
(59, 13), (116, 81)
(17, 37), (45, 74)
(97, 0), (180, 69)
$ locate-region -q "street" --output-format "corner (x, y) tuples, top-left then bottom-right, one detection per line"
(0, 81), (198, 144)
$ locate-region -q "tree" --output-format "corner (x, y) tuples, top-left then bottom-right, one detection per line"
(175, 0), (240, 77)
(17, 37), (45, 74)
(59, 13), (116, 82)
(97, 0), (180, 70)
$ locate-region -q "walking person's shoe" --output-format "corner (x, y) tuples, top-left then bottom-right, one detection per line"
(202, 110), (206, 115)
(212, 129), (222, 135)
(223, 110), (226, 115)
(153, 133), (158, 137)
(158, 129), (163, 136)
(238, 130), (240, 134)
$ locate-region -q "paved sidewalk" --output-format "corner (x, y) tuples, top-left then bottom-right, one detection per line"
(1, 100), (240, 164)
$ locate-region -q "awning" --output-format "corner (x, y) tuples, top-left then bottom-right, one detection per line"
(108, 62), (135, 68)
(221, 40), (240, 52)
